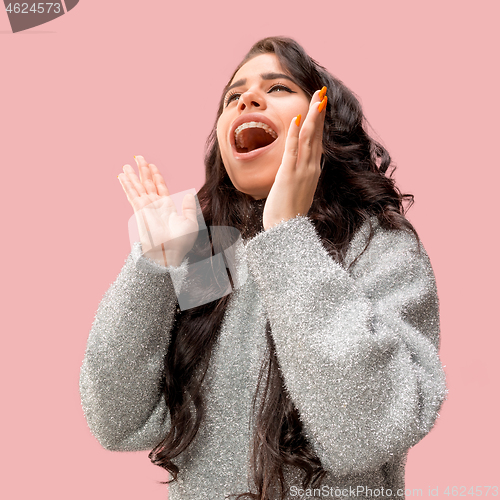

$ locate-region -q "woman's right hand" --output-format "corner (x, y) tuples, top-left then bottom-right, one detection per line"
(117, 155), (199, 267)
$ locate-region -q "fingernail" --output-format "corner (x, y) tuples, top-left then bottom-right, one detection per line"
(295, 114), (301, 126)
(134, 155), (139, 166)
(318, 96), (327, 113)
(319, 86), (327, 100)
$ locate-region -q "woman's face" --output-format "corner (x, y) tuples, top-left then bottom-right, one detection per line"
(217, 53), (311, 200)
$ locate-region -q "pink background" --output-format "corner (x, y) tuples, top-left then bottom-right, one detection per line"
(1, 1), (498, 498)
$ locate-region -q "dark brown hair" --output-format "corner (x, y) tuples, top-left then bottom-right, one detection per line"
(148, 36), (417, 499)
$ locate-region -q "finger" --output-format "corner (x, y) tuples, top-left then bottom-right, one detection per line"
(118, 171), (141, 207)
(181, 193), (198, 224)
(304, 88), (323, 116)
(280, 115), (302, 173)
(300, 90), (323, 147)
(312, 95), (327, 160)
(122, 163), (148, 197)
(148, 163), (171, 197)
(298, 90), (327, 165)
(135, 155), (158, 196)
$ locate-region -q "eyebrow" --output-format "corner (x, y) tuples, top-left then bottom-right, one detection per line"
(224, 72), (298, 97)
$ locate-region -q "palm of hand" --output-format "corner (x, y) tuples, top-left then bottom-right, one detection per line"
(262, 91), (326, 231)
(133, 193), (198, 254)
(118, 156), (199, 266)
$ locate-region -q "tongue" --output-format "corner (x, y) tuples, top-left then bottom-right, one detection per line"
(237, 128), (276, 153)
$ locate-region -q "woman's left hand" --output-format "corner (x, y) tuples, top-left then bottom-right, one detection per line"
(262, 88), (327, 231)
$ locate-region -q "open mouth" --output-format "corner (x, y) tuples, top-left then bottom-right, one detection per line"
(234, 121), (278, 154)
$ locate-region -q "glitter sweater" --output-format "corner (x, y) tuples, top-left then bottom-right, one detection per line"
(80, 215), (447, 499)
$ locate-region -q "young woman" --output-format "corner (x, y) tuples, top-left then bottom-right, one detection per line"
(80, 37), (447, 500)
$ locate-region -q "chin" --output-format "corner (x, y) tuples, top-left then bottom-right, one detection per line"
(233, 183), (271, 200)
(231, 171), (275, 199)
(222, 158), (277, 200)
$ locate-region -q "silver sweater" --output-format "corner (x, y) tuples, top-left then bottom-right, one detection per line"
(80, 215), (447, 499)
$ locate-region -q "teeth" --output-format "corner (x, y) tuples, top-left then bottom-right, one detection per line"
(234, 121), (278, 149)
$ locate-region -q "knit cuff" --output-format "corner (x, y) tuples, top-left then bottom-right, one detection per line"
(130, 241), (189, 297)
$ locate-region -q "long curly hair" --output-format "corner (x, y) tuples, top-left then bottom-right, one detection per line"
(148, 36), (417, 499)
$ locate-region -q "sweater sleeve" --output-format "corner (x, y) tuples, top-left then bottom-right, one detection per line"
(79, 241), (189, 451)
(244, 215), (447, 477)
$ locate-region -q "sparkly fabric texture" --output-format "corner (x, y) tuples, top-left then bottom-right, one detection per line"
(80, 216), (447, 499)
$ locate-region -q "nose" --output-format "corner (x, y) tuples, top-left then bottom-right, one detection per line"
(237, 89), (266, 112)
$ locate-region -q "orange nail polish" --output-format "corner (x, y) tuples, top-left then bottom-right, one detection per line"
(295, 114), (301, 126)
(318, 96), (327, 113)
(319, 86), (327, 100)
